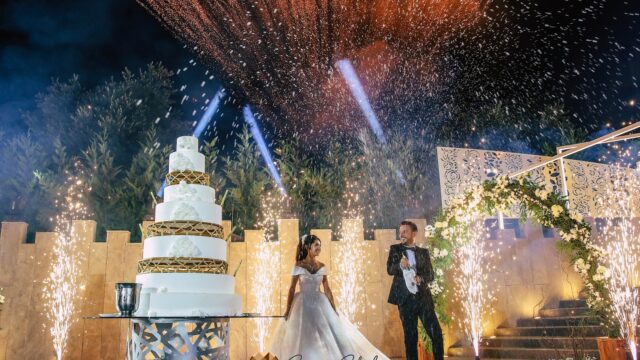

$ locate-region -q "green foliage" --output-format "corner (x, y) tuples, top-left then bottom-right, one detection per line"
(1, 65), (593, 256)
(0, 133), (53, 232)
(276, 138), (348, 233)
(1, 63), (186, 241)
(358, 128), (437, 228)
(201, 136), (227, 205)
(83, 127), (171, 240)
(536, 104), (588, 156)
(439, 101), (586, 155)
(22, 76), (90, 154)
(224, 126), (270, 233)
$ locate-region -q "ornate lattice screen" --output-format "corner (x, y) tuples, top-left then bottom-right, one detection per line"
(437, 146), (638, 217)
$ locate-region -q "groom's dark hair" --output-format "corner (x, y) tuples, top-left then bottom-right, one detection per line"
(400, 220), (418, 232)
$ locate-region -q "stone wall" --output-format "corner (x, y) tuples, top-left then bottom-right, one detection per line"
(0, 217), (585, 359)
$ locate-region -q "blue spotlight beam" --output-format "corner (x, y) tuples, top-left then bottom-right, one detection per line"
(243, 105), (287, 196)
(336, 59), (386, 144)
(336, 60), (409, 184)
(194, 88), (225, 138)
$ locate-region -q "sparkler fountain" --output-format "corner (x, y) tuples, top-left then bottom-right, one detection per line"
(42, 166), (89, 359)
(600, 168), (640, 360)
(252, 191), (285, 352)
(454, 219), (495, 360)
(335, 181), (367, 323)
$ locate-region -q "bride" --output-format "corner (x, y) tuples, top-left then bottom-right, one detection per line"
(268, 234), (390, 360)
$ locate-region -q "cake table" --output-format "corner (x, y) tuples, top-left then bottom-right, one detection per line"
(88, 314), (282, 360)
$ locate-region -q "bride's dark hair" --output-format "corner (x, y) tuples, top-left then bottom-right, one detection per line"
(296, 234), (320, 261)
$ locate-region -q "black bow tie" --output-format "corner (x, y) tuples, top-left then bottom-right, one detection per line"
(403, 245), (416, 250)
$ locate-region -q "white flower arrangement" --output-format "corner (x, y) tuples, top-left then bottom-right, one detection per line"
(570, 212), (584, 222)
(551, 204), (564, 217)
(535, 189), (549, 200)
(429, 282), (444, 296)
(425, 225), (435, 237)
(559, 227), (585, 242)
(434, 221), (447, 228)
(596, 265), (610, 278)
(0, 288), (5, 311)
(428, 175), (609, 324)
(432, 247), (449, 258)
(574, 258), (591, 274)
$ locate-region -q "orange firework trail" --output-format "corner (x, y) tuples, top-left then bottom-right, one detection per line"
(138, 0), (486, 135)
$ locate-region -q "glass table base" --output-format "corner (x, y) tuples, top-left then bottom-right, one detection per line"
(128, 317), (229, 360)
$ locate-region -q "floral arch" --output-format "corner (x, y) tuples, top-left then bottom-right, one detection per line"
(427, 175), (614, 329)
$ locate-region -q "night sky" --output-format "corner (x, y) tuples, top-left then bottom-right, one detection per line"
(1, 0), (639, 141)
(0, 0), (212, 136)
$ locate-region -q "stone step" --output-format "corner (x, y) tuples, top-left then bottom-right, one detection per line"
(480, 336), (599, 349)
(559, 299), (588, 308)
(539, 306), (589, 317)
(495, 325), (606, 337)
(447, 299), (602, 358)
(448, 346), (599, 359)
(516, 315), (601, 327)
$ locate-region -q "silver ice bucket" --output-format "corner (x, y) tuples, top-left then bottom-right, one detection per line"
(115, 283), (142, 316)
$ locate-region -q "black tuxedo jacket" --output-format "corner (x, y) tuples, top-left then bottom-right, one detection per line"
(386, 243), (435, 309)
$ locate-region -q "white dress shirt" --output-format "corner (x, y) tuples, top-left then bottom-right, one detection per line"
(404, 246), (417, 268)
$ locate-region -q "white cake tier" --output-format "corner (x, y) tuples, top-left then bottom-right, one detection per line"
(169, 150), (205, 172)
(142, 235), (227, 260)
(136, 273), (236, 294)
(155, 200), (221, 224)
(177, 136), (198, 151)
(136, 293), (242, 316)
(163, 182), (215, 203)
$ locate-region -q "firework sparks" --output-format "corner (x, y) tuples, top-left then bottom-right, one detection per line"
(599, 167), (640, 360)
(334, 181), (367, 323)
(252, 190), (286, 351)
(138, 0), (636, 142)
(454, 220), (495, 358)
(43, 165), (89, 359)
(137, 0), (486, 136)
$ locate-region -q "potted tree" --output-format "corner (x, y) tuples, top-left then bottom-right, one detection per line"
(596, 337), (626, 360)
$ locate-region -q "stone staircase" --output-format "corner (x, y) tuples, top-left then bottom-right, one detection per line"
(448, 300), (605, 359)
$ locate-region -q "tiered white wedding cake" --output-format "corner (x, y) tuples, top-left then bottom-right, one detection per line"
(135, 136), (242, 316)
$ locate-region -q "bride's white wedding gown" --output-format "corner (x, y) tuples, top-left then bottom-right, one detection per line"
(268, 266), (390, 360)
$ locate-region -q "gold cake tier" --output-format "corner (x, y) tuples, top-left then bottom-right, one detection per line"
(166, 170), (210, 186)
(138, 257), (228, 274)
(145, 221), (224, 239)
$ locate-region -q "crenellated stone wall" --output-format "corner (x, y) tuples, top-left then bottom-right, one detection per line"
(0, 217), (587, 359)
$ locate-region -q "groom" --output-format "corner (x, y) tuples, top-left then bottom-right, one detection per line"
(387, 220), (444, 360)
